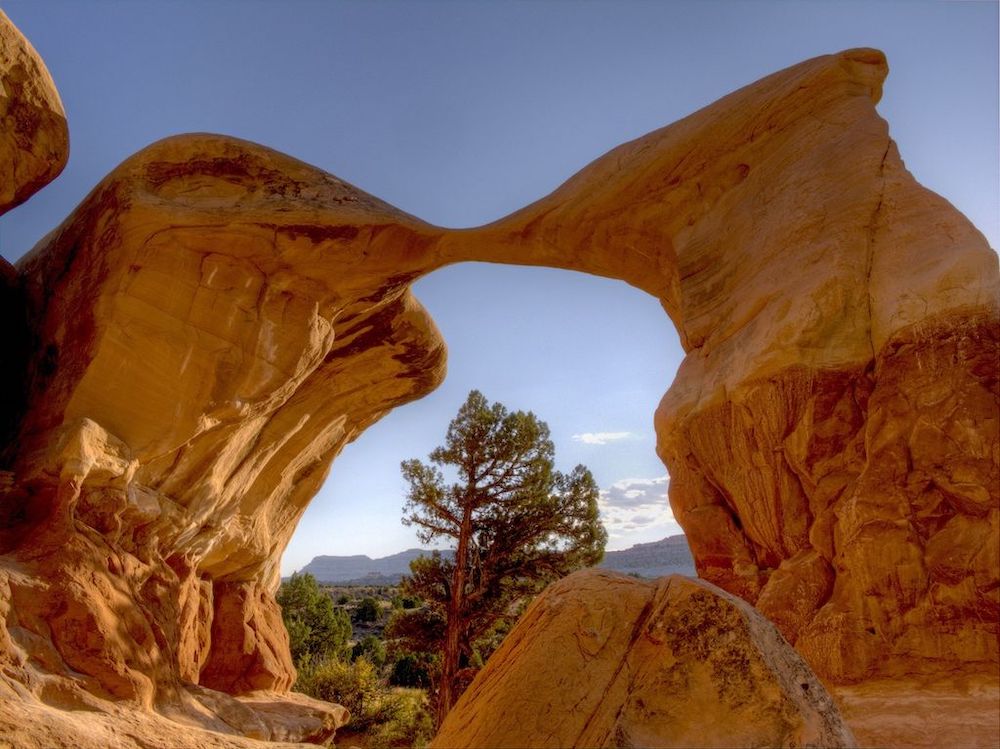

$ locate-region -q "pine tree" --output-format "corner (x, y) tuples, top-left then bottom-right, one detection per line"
(398, 390), (606, 724)
(276, 573), (351, 667)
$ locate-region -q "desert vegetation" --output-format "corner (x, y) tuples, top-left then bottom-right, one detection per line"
(278, 573), (435, 748)
(278, 391), (607, 742)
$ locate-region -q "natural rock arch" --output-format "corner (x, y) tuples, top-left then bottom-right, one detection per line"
(1, 12), (997, 743)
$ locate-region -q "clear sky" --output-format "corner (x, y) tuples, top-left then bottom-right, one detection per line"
(1, 1), (996, 575)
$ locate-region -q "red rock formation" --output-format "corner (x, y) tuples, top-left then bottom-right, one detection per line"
(434, 569), (856, 749)
(0, 9), (67, 217)
(0, 137), (446, 745)
(0, 8), (996, 745)
(441, 48), (998, 683)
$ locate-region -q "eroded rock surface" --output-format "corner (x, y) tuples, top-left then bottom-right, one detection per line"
(434, 569), (856, 749)
(1, 133), (446, 733)
(0, 9), (67, 217)
(441, 48), (999, 683)
(0, 16), (996, 747)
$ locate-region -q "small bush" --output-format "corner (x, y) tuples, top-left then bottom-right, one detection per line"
(296, 656), (400, 733)
(354, 596), (380, 623)
(389, 653), (432, 688)
(352, 634), (387, 668)
(368, 688), (435, 748)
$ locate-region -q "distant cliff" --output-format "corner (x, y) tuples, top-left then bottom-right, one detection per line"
(296, 536), (695, 584)
(298, 548), (453, 584)
(598, 535), (695, 578)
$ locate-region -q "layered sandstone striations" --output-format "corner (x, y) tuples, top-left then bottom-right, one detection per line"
(0, 13), (997, 746)
(1, 133), (447, 740)
(434, 569), (856, 749)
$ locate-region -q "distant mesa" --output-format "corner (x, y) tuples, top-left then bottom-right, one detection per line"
(298, 548), (455, 585)
(297, 535), (696, 585)
(598, 534), (695, 578)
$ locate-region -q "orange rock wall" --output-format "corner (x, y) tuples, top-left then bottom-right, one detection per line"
(4, 135), (449, 703)
(435, 48), (999, 683)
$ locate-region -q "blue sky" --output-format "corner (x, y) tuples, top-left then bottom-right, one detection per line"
(1, 1), (996, 574)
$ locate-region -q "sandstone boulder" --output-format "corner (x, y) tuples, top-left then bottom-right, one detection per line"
(0, 9), (66, 494)
(434, 569), (856, 748)
(0, 9), (67, 217)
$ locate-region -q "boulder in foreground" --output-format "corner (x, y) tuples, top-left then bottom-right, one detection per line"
(434, 569), (856, 749)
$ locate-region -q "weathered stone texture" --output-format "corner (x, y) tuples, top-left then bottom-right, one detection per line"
(3, 133), (447, 719)
(0, 9), (67, 217)
(439, 47), (998, 683)
(0, 16), (996, 747)
(434, 569), (856, 749)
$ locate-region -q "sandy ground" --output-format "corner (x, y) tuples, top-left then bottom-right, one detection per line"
(832, 675), (1000, 749)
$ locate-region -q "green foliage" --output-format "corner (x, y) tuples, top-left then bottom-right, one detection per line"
(367, 688), (435, 748)
(384, 594), (447, 655)
(354, 596), (380, 623)
(388, 652), (434, 689)
(277, 573), (351, 666)
(391, 593), (421, 610)
(297, 657), (434, 746)
(296, 656), (400, 733)
(399, 390), (607, 718)
(352, 634), (387, 668)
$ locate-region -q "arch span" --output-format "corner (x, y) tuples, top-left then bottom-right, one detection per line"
(1, 41), (996, 737)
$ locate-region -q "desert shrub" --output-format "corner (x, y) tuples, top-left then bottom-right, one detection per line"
(367, 688), (435, 748)
(277, 573), (351, 666)
(388, 652), (432, 688)
(352, 634), (387, 668)
(297, 656), (401, 733)
(391, 593), (420, 610)
(354, 596), (380, 623)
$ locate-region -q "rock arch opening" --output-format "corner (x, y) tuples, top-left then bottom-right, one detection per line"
(283, 261), (689, 579)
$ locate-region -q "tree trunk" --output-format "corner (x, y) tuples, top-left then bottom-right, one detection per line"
(438, 505), (472, 726)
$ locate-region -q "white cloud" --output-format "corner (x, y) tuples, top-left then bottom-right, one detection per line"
(597, 475), (681, 546)
(572, 431), (634, 445)
(600, 475), (669, 509)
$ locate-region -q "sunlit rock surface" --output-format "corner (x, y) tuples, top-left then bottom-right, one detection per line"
(1, 134), (444, 740)
(434, 569), (856, 749)
(442, 47), (998, 684)
(0, 11), (996, 746)
(0, 9), (67, 218)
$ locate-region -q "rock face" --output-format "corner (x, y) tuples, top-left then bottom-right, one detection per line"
(0, 13), (996, 746)
(0, 9), (67, 218)
(2, 130), (446, 723)
(446, 48), (998, 683)
(0, 8), (68, 466)
(434, 569), (856, 749)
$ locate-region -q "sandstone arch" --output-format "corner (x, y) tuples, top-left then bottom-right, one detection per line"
(1, 11), (997, 743)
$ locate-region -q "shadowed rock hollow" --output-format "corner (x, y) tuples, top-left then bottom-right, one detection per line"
(0, 9), (997, 748)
